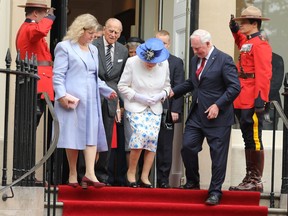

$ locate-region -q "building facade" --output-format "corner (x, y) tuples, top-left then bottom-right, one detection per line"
(0, 0), (286, 193)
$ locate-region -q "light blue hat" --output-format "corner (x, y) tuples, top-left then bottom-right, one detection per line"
(136, 38), (169, 63)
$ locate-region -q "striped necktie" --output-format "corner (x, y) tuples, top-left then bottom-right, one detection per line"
(106, 44), (113, 75)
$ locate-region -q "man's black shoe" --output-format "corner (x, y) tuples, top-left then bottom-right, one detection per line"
(179, 182), (200, 189)
(159, 182), (171, 189)
(98, 178), (111, 186)
(205, 194), (221, 205)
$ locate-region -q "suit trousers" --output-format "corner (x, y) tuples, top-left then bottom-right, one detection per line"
(156, 126), (174, 184)
(181, 110), (231, 195)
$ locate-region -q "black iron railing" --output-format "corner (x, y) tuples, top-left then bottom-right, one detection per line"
(0, 49), (59, 215)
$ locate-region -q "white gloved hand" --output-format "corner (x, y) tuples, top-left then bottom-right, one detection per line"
(151, 91), (166, 103)
(133, 93), (155, 106)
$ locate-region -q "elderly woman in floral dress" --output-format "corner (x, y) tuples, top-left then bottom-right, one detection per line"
(118, 38), (170, 188)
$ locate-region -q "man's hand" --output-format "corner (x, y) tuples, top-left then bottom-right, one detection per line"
(229, 14), (239, 33)
(169, 89), (175, 98)
(171, 112), (179, 122)
(205, 104), (219, 120)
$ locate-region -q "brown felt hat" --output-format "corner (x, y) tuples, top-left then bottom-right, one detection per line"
(233, 6), (270, 21)
(18, 0), (50, 9)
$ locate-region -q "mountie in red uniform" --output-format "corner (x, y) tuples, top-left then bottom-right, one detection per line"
(228, 5), (272, 193)
(16, 14), (55, 101)
(233, 31), (272, 109)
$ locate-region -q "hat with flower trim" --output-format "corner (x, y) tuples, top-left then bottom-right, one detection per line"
(136, 38), (169, 63)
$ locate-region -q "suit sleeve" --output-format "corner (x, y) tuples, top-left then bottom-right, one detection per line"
(214, 55), (240, 109)
(172, 78), (193, 99)
(170, 58), (185, 113)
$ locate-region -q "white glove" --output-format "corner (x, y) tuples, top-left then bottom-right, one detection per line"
(151, 91), (166, 103)
(133, 93), (155, 106)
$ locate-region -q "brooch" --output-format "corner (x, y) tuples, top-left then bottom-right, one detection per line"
(144, 49), (155, 61)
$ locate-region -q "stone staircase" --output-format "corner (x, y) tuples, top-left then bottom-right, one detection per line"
(0, 186), (286, 215)
(43, 188), (287, 216)
(260, 193), (287, 216)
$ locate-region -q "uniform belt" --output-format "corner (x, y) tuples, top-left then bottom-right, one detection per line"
(238, 72), (255, 79)
(37, 61), (53, 66)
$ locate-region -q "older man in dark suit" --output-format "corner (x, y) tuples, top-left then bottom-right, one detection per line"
(170, 29), (240, 205)
(92, 18), (128, 185)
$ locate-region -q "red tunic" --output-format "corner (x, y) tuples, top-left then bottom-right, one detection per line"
(16, 17), (54, 101)
(232, 31), (272, 109)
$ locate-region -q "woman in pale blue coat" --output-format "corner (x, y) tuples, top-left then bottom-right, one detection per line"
(53, 14), (117, 188)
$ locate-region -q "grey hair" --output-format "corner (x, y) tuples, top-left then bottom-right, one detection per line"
(126, 42), (141, 49)
(190, 29), (212, 44)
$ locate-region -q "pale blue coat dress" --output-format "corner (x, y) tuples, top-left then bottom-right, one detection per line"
(53, 40), (113, 151)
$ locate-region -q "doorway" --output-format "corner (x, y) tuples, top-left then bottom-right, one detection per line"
(50, 0), (138, 54)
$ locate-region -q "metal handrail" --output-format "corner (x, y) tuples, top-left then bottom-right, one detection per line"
(270, 100), (288, 129)
(0, 92), (59, 199)
(268, 100), (288, 209)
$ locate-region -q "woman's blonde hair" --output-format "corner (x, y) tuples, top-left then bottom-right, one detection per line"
(63, 13), (99, 43)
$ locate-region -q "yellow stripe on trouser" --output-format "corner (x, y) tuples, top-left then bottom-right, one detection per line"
(252, 113), (261, 151)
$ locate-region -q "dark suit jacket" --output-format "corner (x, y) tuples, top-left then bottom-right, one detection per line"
(165, 54), (185, 122)
(173, 47), (240, 127)
(93, 37), (128, 118)
(270, 52), (284, 106)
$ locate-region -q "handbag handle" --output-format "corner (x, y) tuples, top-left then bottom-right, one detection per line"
(163, 97), (170, 110)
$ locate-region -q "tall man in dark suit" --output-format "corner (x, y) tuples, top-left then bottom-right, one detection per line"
(260, 30), (284, 130)
(155, 30), (185, 188)
(263, 52), (284, 129)
(92, 18), (128, 184)
(170, 29), (240, 205)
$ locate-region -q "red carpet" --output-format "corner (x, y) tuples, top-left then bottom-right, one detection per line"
(58, 186), (268, 216)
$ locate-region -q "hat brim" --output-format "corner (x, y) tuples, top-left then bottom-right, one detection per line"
(18, 4), (50, 9)
(136, 45), (170, 64)
(233, 16), (270, 21)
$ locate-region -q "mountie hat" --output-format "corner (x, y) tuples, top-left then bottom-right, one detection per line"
(18, 0), (50, 9)
(233, 5), (270, 21)
(136, 38), (169, 64)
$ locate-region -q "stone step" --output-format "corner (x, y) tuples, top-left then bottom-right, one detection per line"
(260, 193), (287, 216)
(44, 202), (63, 216)
(260, 193), (281, 208)
(268, 208), (287, 216)
(43, 192), (288, 216)
(44, 201), (287, 216)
